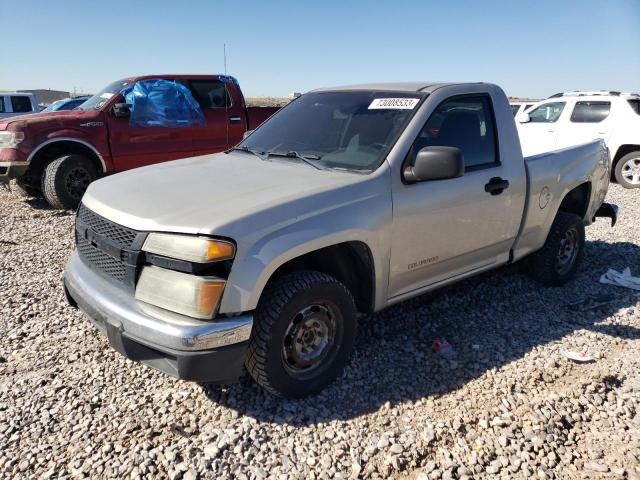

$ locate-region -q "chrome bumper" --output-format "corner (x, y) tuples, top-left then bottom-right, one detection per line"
(64, 251), (253, 351)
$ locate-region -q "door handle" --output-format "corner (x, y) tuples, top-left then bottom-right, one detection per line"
(229, 116), (241, 124)
(484, 177), (510, 195)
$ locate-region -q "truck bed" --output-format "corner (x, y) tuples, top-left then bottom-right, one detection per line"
(246, 106), (280, 130)
(512, 140), (610, 261)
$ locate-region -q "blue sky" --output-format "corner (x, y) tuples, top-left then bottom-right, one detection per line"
(1, 0), (638, 99)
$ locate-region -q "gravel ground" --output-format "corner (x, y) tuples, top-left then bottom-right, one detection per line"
(1, 184), (639, 480)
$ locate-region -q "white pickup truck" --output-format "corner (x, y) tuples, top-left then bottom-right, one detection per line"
(64, 82), (617, 398)
(517, 91), (640, 188)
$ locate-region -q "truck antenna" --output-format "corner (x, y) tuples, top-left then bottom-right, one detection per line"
(223, 43), (227, 76)
(224, 43), (229, 146)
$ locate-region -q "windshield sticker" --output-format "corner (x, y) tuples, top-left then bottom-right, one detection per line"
(100, 93), (115, 99)
(368, 98), (419, 110)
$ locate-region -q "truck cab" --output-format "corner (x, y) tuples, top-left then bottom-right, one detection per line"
(0, 75), (279, 208)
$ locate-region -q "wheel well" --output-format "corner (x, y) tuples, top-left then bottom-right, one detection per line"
(267, 242), (375, 314)
(558, 182), (590, 219)
(611, 145), (640, 178)
(26, 141), (103, 183)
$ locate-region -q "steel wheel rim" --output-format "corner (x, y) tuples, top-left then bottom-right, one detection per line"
(621, 157), (640, 185)
(65, 167), (92, 200)
(282, 303), (337, 376)
(556, 228), (579, 274)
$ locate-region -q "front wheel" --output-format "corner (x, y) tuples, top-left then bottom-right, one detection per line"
(526, 211), (585, 286)
(41, 154), (98, 209)
(614, 152), (640, 189)
(246, 271), (357, 398)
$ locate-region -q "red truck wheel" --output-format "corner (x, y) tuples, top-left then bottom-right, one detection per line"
(41, 155), (98, 209)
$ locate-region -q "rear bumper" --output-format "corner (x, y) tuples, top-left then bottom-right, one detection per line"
(64, 251), (252, 383)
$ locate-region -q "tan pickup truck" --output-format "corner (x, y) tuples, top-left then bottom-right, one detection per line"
(64, 81), (617, 398)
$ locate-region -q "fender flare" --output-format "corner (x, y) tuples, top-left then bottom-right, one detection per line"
(27, 137), (107, 172)
(219, 230), (386, 314)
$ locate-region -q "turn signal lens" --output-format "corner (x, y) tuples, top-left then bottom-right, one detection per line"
(143, 233), (235, 263)
(135, 266), (225, 319)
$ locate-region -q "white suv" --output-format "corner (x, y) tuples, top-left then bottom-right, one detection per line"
(517, 91), (640, 188)
(0, 92), (40, 119)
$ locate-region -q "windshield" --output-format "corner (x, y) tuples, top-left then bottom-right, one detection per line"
(43, 99), (66, 112)
(239, 91), (423, 171)
(76, 80), (131, 111)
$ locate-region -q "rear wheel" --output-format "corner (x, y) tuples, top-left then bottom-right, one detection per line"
(614, 152), (640, 189)
(41, 154), (98, 209)
(246, 271), (357, 398)
(526, 211), (585, 286)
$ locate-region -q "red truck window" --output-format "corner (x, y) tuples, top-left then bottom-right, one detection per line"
(188, 80), (231, 109)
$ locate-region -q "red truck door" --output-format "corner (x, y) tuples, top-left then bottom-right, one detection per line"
(186, 79), (247, 155)
(106, 91), (195, 172)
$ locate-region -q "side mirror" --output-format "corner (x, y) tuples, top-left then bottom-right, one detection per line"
(243, 130), (254, 139)
(403, 146), (464, 183)
(516, 112), (531, 123)
(113, 103), (131, 118)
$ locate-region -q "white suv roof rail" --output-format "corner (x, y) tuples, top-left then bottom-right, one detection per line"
(547, 90), (640, 99)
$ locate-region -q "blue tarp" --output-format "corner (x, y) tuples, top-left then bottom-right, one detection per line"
(122, 79), (205, 128)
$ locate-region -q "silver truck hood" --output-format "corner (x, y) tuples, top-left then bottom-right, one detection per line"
(82, 152), (365, 235)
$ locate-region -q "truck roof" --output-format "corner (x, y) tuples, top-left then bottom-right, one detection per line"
(312, 82), (485, 93)
(120, 74), (239, 85)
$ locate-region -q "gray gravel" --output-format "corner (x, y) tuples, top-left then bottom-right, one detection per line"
(1, 184), (639, 479)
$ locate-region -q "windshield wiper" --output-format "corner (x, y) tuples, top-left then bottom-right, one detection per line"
(229, 146), (268, 160)
(265, 151), (325, 170)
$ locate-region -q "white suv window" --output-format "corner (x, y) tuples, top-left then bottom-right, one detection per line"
(10, 96), (33, 113)
(528, 102), (565, 123)
(570, 101), (611, 123)
(0, 97), (5, 113)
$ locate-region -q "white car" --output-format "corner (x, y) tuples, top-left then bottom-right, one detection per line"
(510, 101), (535, 117)
(516, 91), (640, 188)
(0, 92), (40, 119)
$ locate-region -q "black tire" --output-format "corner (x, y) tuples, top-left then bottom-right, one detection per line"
(526, 211), (585, 286)
(246, 271), (357, 398)
(614, 152), (640, 189)
(41, 154), (98, 209)
(11, 178), (40, 198)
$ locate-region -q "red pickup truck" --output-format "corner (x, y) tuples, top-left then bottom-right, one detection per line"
(0, 74), (279, 208)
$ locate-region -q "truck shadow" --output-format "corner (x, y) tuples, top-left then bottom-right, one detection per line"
(201, 240), (640, 425)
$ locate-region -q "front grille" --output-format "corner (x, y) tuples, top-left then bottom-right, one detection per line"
(75, 204), (144, 287)
(77, 204), (138, 248)
(76, 232), (127, 281)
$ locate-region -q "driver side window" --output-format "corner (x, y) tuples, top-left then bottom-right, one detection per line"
(410, 95), (499, 169)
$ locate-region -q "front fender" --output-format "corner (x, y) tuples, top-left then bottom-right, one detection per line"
(218, 173), (393, 314)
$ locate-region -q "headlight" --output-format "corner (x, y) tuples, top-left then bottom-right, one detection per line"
(142, 233), (235, 263)
(0, 131), (24, 148)
(135, 266), (225, 319)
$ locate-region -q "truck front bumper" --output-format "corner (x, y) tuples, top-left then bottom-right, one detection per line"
(64, 252), (253, 383)
(0, 161), (29, 184)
